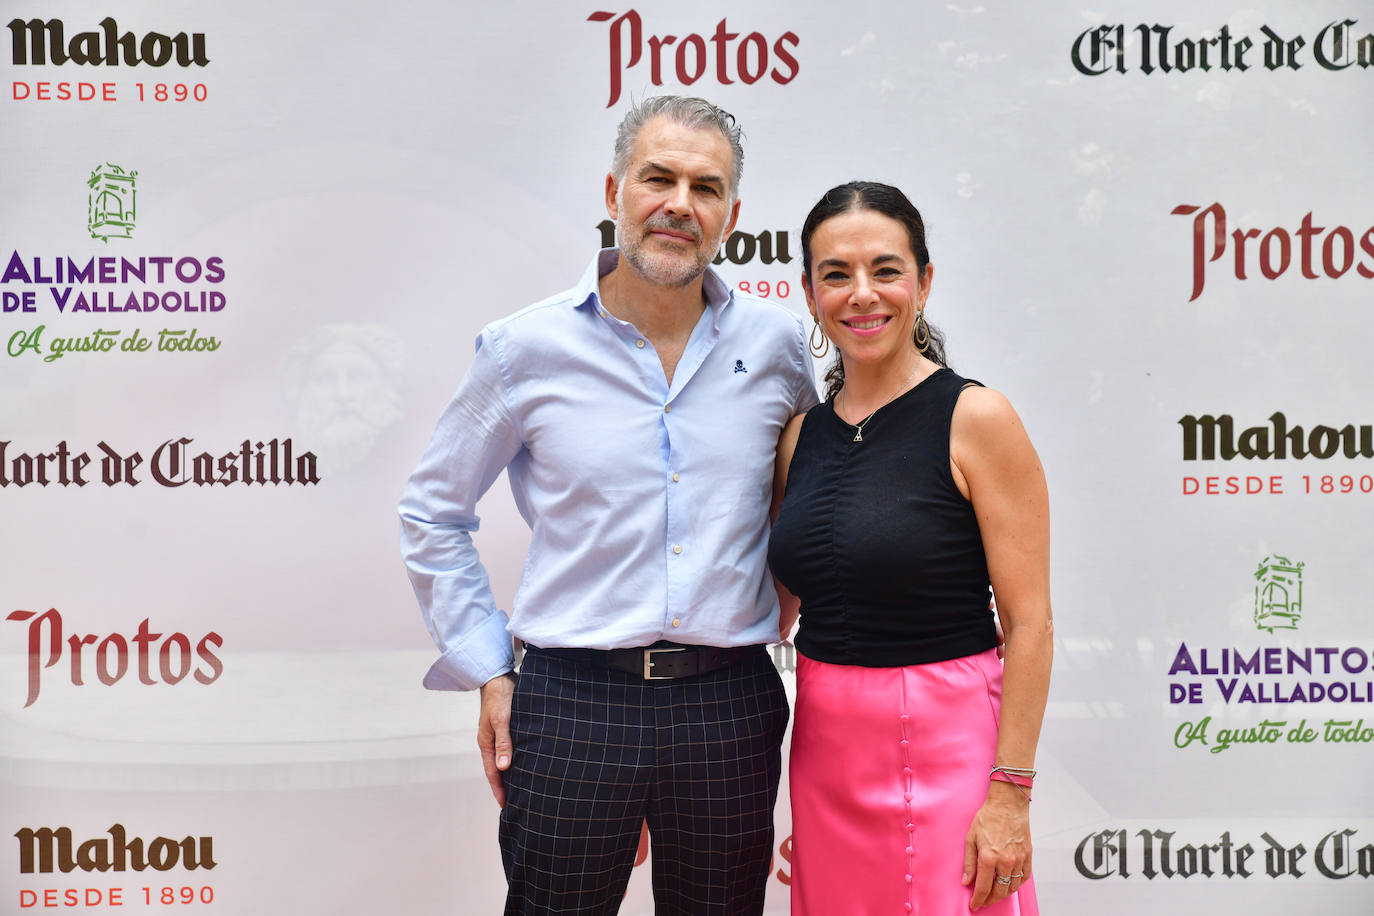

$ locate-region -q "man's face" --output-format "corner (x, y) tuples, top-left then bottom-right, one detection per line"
(606, 116), (741, 288)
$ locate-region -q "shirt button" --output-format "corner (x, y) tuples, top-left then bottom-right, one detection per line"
(673, 545), (683, 555)
(636, 339), (645, 348)
(672, 472), (680, 483)
(672, 618), (681, 628)
(600, 309), (608, 318)
(664, 404), (671, 413)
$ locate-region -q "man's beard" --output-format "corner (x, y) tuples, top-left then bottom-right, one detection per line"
(615, 194), (726, 287)
(618, 215), (721, 287)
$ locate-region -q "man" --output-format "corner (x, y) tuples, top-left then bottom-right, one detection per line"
(399, 95), (816, 915)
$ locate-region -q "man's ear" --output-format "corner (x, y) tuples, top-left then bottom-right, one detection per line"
(605, 173), (620, 219)
(723, 196), (741, 239)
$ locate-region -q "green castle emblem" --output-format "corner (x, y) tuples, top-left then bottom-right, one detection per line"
(88, 163), (137, 242)
(1253, 555), (1302, 633)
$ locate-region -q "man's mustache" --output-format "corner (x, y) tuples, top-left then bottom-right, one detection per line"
(642, 216), (701, 242)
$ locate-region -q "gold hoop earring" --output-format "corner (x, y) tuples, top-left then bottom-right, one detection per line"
(914, 308), (930, 354)
(809, 320), (831, 358)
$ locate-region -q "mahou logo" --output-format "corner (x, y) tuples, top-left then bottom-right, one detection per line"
(1179, 413), (1374, 461)
(5, 608), (223, 707)
(596, 220), (793, 266)
(7, 17), (209, 67)
(16, 824), (215, 873)
(1172, 203), (1374, 300)
(588, 10), (800, 107)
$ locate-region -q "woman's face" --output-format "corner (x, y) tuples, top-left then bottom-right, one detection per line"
(803, 207), (932, 369)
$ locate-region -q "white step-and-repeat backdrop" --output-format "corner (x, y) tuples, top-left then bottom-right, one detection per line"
(3, 1), (1371, 912)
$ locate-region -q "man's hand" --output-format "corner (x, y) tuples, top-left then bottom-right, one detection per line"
(477, 672), (516, 807)
(990, 596), (1005, 660)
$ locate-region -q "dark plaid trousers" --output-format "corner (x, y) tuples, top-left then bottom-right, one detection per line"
(499, 646), (789, 915)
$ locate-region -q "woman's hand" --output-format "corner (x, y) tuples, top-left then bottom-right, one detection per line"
(961, 780), (1032, 910)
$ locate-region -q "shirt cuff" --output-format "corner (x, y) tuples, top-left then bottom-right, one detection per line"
(421, 611), (515, 691)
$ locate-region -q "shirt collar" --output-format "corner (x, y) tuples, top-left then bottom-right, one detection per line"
(574, 248), (734, 323)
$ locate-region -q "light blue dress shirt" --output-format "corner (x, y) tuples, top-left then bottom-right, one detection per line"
(399, 249), (818, 690)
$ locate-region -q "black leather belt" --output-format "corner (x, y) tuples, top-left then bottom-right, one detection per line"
(524, 641), (760, 681)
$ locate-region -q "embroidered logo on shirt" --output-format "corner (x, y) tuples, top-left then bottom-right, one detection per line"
(733, 360), (748, 374)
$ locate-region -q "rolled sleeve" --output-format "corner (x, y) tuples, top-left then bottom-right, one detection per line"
(421, 611), (519, 691)
(399, 330), (522, 690)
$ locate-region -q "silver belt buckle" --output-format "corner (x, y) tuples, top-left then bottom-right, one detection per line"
(643, 646), (687, 680)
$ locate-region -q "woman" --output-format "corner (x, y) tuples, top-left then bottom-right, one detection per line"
(769, 182), (1052, 914)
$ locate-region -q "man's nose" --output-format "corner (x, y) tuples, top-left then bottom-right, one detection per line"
(663, 180), (692, 216)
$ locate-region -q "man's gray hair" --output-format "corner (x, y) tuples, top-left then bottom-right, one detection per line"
(611, 95), (744, 200)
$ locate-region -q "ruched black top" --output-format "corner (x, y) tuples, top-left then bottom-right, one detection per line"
(768, 368), (998, 667)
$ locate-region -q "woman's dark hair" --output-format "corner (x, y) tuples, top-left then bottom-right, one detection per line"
(801, 181), (949, 398)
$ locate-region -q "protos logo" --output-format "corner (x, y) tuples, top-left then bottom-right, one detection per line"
(588, 10), (799, 107)
(7, 17), (209, 67)
(1171, 203), (1374, 301)
(5, 608), (223, 708)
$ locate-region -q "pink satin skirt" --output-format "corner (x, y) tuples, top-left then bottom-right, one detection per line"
(789, 649), (1038, 915)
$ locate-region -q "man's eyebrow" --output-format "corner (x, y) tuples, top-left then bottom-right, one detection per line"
(637, 162), (727, 188)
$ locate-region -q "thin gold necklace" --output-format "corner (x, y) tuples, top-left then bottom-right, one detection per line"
(841, 362), (922, 443)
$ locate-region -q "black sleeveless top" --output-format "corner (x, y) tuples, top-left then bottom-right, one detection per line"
(768, 368), (997, 667)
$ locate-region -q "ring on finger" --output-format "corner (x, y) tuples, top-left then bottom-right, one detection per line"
(1009, 872), (1025, 879)
(995, 875), (1012, 886)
